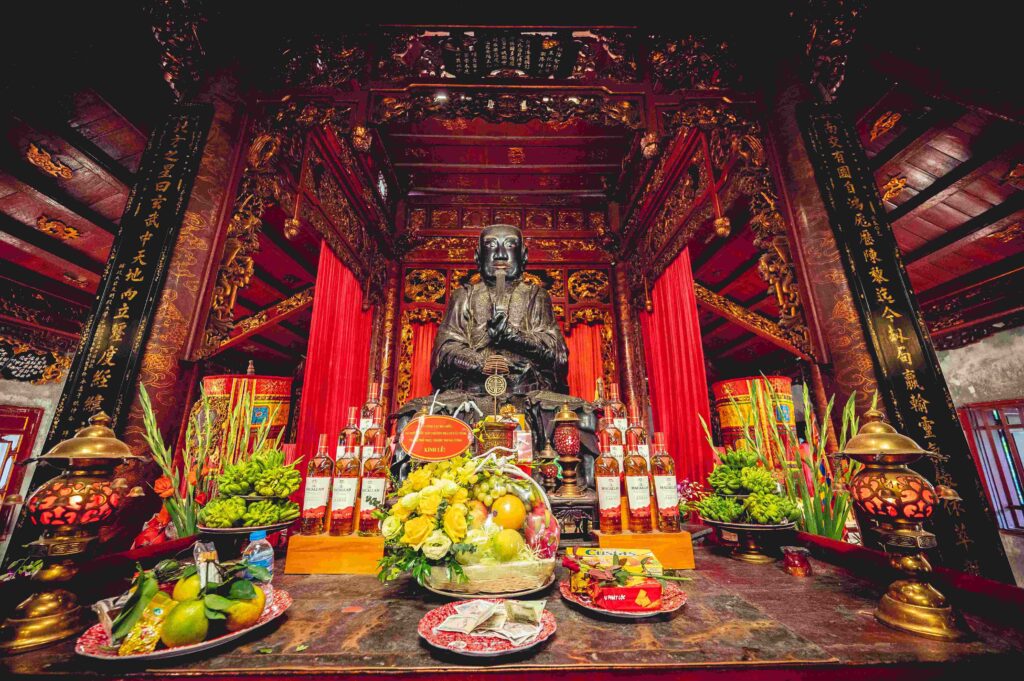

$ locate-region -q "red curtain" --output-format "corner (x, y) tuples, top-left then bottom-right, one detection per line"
(295, 243), (374, 462)
(566, 322), (603, 400)
(641, 247), (713, 483)
(409, 321), (439, 400)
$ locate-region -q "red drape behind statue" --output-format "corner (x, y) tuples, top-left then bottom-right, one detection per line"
(409, 321), (439, 400)
(295, 243), (373, 462)
(641, 247), (713, 483)
(566, 322), (603, 401)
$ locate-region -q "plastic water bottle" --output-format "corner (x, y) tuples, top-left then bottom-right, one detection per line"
(242, 530), (274, 595)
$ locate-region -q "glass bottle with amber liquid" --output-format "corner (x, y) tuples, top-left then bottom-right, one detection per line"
(360, 381), (381, 433)
(330, 408), (362, 536)
(361, 405), (386, 474)
(624, 444), (653, 533)
(603, 384), (627, 437)
(595, 423), (622, 534)
(651, 432), (681, 532)
(301, 434), (333, 535)
(358, 445), (387, 535)
(624, 404), (650, 469)
(596, 415), (625, 476)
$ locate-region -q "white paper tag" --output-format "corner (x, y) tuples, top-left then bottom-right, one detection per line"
(359, 418), (372, 432)
(625, 475), (652, 510)
(331, 477), (358, 511)
(637, 444), (651, 467)
(359, 478), (387, 511)
(516, 431), (533, 463)
(654, 475), (679, 511)
(302, 477), (330, 510)
(609, 444), (624, 469)
(596, 476), (620, 511)
(613, 417), (628, 434)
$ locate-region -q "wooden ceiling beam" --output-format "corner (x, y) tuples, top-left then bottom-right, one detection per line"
(259, 223), (316, 277)
(385, 133), (623, 144)
(0, 263), (93, 307)
(711, 331), (759, 360)
(870, 102), (962, 171)
(395, 163), (619, 172)
(196, 287), (314, 360)
(714, 253), (763, 296)
(0, 211), (104, 274)
(1, 162), (119, 235)
(905, 190), (1024, 265)
(693, 283), (809, 360)
(252, 263), (297, 297)
(888, 135), (1024, 223)
(14, 111), (135, 188)
(919, 249), (1024, 305)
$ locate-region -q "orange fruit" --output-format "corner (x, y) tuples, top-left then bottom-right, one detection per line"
(225, 585), (266, 632)
(490, 528), (526, 562)
(160, 599), (209, 648)
(492, 494), (526, 530)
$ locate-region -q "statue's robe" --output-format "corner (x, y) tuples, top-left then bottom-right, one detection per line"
(394, 280), (598, 484)
(432, 280), (568, 394)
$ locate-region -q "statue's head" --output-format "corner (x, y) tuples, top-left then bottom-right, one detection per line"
(476, 224), (527, 285)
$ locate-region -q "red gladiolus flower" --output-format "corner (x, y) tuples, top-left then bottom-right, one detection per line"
(195, 491), (208, 505)
(153, 476), (174, 499)
(561, 556), (581, 572)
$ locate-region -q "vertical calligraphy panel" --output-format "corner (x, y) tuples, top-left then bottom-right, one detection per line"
(45, 104), (213, 446)
(800, 102), (1012, 581)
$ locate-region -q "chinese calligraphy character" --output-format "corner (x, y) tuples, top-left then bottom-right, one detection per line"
(91, 369), (111, 388)
(139, 231), (154, 245)
(847, 196), (864, 211)
(837, 165), (852, 180)
(869, 267), (889, 284)
(909, 393), (930, 413)
(114, 303), (131, 319)
(98, 346), (118, 367)
(145, 211), (161, 228)
(887, 325), (909, 344)
(125, 267), (145, 282)
(110, 321), (127, 343)
(155, 180), (171, 193)
(831, 150), (846, 164)
(881, 306), (902, 321)
(919, 416), (936, 439)
(903, 368), (921, 391)
(864, 248), (879, 264)
(83, 394), (104, 413)
(895, 345), (913, 364)
(121, 288), (138, 302)
(860, 230), (875, 246)
(876, 287), (895, 304)
(132, 249), (147, 266)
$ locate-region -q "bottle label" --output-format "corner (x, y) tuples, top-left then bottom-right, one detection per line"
(609, 445), (624, 469)
(613, 417), (628, 434)
(625, 475), (652, 511)
(331, 477), (358, 512)
(360, 478), (387, 512)
(302, 477), (330, 516)
(515, 431), (533, 463)
(596, 476), (621, 511)
(359, 418), (373, 432)
(361, 445), (377, 460)
(637, 444), (650, 466)
(654, 475), (680, 512)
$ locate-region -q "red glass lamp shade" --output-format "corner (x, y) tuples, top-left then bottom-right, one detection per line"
(851, 469), (936, 521)
(553, 422), (581, 457)
(25, 473), (122, 527)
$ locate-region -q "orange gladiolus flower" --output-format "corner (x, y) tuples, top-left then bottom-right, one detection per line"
(154, 476), (174, 498)
(187, 468), (197, 487)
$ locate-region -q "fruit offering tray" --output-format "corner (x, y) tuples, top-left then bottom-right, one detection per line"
(75, 590), (293, 661)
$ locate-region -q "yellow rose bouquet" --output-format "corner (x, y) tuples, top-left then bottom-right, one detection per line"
(376, 453), (560, 593)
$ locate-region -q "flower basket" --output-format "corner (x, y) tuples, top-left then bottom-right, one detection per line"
(378, 450), (560, 596)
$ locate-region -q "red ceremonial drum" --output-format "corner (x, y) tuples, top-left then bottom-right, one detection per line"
(711, 376), (795, 449)
(200, 373), (293, 459)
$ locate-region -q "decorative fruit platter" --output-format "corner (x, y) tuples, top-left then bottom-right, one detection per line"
(417, 599), (557, 658)
(558, 579), (687, 619)
(76, 589), (292, 660)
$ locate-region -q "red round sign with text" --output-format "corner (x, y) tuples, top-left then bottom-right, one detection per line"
(400, 415), (475, 461)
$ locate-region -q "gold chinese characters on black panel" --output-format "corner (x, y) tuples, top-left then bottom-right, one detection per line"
(801, 103), (1012, 582)
(46, 105), (213, 445)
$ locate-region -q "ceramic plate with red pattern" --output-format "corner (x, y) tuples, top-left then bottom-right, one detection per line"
(75, 589), (292, 660)
(559, 579), (687, 619)
(418, 599), (557, 658)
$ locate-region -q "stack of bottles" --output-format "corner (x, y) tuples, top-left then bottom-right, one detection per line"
(594, 383), (681, 534)
(299, 383), (391, 537)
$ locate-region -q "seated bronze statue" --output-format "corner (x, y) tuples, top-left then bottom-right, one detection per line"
(394, 224), (597, 483)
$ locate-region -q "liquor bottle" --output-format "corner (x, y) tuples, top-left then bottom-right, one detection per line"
(595, 426), (622, 534)
(604, 384), (627, 437)
(625, 404), (650, 469)
(360, 381), (381, 433)
(596, 416), (625, 474)
(651, 432), (681, 532)
(300, 434), (333, 535)
(359, 444), (388, 535)
(330, 408), (362, 536)
(361, 405), (386, 474)
(624, 445), (653, 533)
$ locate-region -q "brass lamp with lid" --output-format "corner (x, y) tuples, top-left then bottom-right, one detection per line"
(0, 412), (144, 652)
(841, 408), (966, 640)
